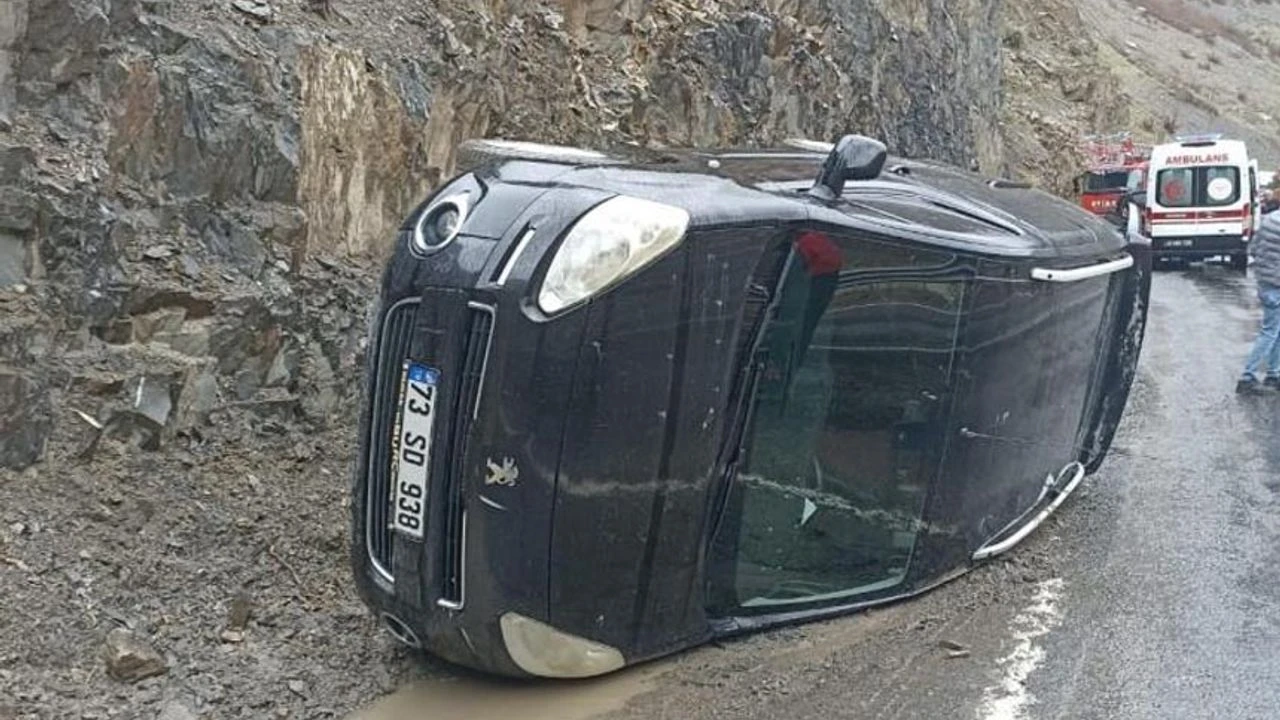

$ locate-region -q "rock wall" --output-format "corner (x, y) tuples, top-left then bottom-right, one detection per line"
(0, 0), (1011, 469)
(999, 0), (1133, 196)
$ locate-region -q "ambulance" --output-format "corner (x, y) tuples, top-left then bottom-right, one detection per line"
(1142, 134), (1262, 270)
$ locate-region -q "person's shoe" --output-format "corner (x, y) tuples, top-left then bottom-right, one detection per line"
(1265, 376), (1280, 391)
(1237, 377), (1266, 395)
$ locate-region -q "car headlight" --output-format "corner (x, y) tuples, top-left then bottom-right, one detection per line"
(409, 192), (470, 256)
(499, 612), (625, 678)
(537, 195), (690, 315)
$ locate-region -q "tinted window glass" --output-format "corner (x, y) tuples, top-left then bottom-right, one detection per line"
(1083, 171), (1131, 192)
(1203, 166), (1240, 206)
(1156, 166), (1240, 207)
(710, 232), (961, 611)
(1157, 168), (1194, 207)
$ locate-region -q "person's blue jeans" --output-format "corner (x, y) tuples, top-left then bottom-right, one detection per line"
(1242, 285), (1280, 381)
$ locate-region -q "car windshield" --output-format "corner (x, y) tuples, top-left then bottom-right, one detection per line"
(1082, 170), (1132, 192)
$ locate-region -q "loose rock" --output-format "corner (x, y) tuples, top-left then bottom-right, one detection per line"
(231, 0), (273, 22)
(102, 629), (168, 682)
(226, 591), (252, 632)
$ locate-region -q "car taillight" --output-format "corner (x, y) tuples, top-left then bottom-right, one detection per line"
(1141, 207), (1152, 236)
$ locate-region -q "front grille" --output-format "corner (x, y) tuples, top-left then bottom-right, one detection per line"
(366, 298), (421, 583)
(438, 302), (494, 608)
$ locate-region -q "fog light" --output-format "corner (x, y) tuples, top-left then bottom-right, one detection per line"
(499, 612), (625, 678)
(410, 193), (469, 255)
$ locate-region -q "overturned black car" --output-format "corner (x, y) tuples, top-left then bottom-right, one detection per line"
(350, 135), (1151, 678)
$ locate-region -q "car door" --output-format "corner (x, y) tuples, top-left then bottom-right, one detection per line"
(707, 229), (965, 615)
(1250, 163), (1261, 232)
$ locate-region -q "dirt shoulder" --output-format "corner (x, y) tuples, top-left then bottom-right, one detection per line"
(0, 416), (441, 719)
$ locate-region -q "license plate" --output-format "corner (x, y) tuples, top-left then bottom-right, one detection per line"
(1165, 239), (1193, 248)
(390, 362), (440, 539)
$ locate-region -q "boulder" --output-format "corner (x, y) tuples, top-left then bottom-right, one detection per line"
(172, 361), (218, 430)
(133, 374), (174, 427)
(0, 367), (50, 469)
(131, 307), (187, 344)
(298, 342), (337, 423)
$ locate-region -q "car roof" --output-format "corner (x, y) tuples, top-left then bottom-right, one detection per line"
(489, 147), (1126, 260)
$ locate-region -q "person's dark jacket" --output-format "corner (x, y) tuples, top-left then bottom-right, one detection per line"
(1251, 211), (1280, 289)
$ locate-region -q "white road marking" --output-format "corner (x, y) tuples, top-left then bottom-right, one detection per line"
(977, 578), (1067, 720)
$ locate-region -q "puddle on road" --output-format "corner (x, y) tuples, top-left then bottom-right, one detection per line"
(347, 664), (663, 720)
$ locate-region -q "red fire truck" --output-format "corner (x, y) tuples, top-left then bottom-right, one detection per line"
(1074, 133), (1151, 217)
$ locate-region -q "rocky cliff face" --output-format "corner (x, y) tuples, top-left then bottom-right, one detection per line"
(0, 0), (1012, 470)
(999, 0), (1133, 197)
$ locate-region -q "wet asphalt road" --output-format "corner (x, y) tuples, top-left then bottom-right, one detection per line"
(352, 262), (1280, 720)
(1025, 264), (1280, 720)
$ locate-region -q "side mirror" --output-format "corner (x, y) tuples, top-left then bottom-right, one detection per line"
(808, 134), (888, 201)
(1125, 188), (1147, 208)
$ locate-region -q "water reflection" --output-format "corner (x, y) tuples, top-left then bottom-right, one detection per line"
(1175, 260), (1251, 303)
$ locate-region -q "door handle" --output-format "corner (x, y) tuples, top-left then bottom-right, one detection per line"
(1030, 255), (1133, 282)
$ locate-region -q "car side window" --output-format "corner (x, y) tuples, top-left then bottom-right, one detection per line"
(709, 232), (964, 612)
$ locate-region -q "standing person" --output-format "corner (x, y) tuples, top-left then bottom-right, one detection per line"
(1237, 210), (1280, 394)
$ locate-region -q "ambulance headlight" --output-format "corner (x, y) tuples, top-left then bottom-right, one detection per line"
(499, 612), (626, 678)
(537, 196), (689, 315)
